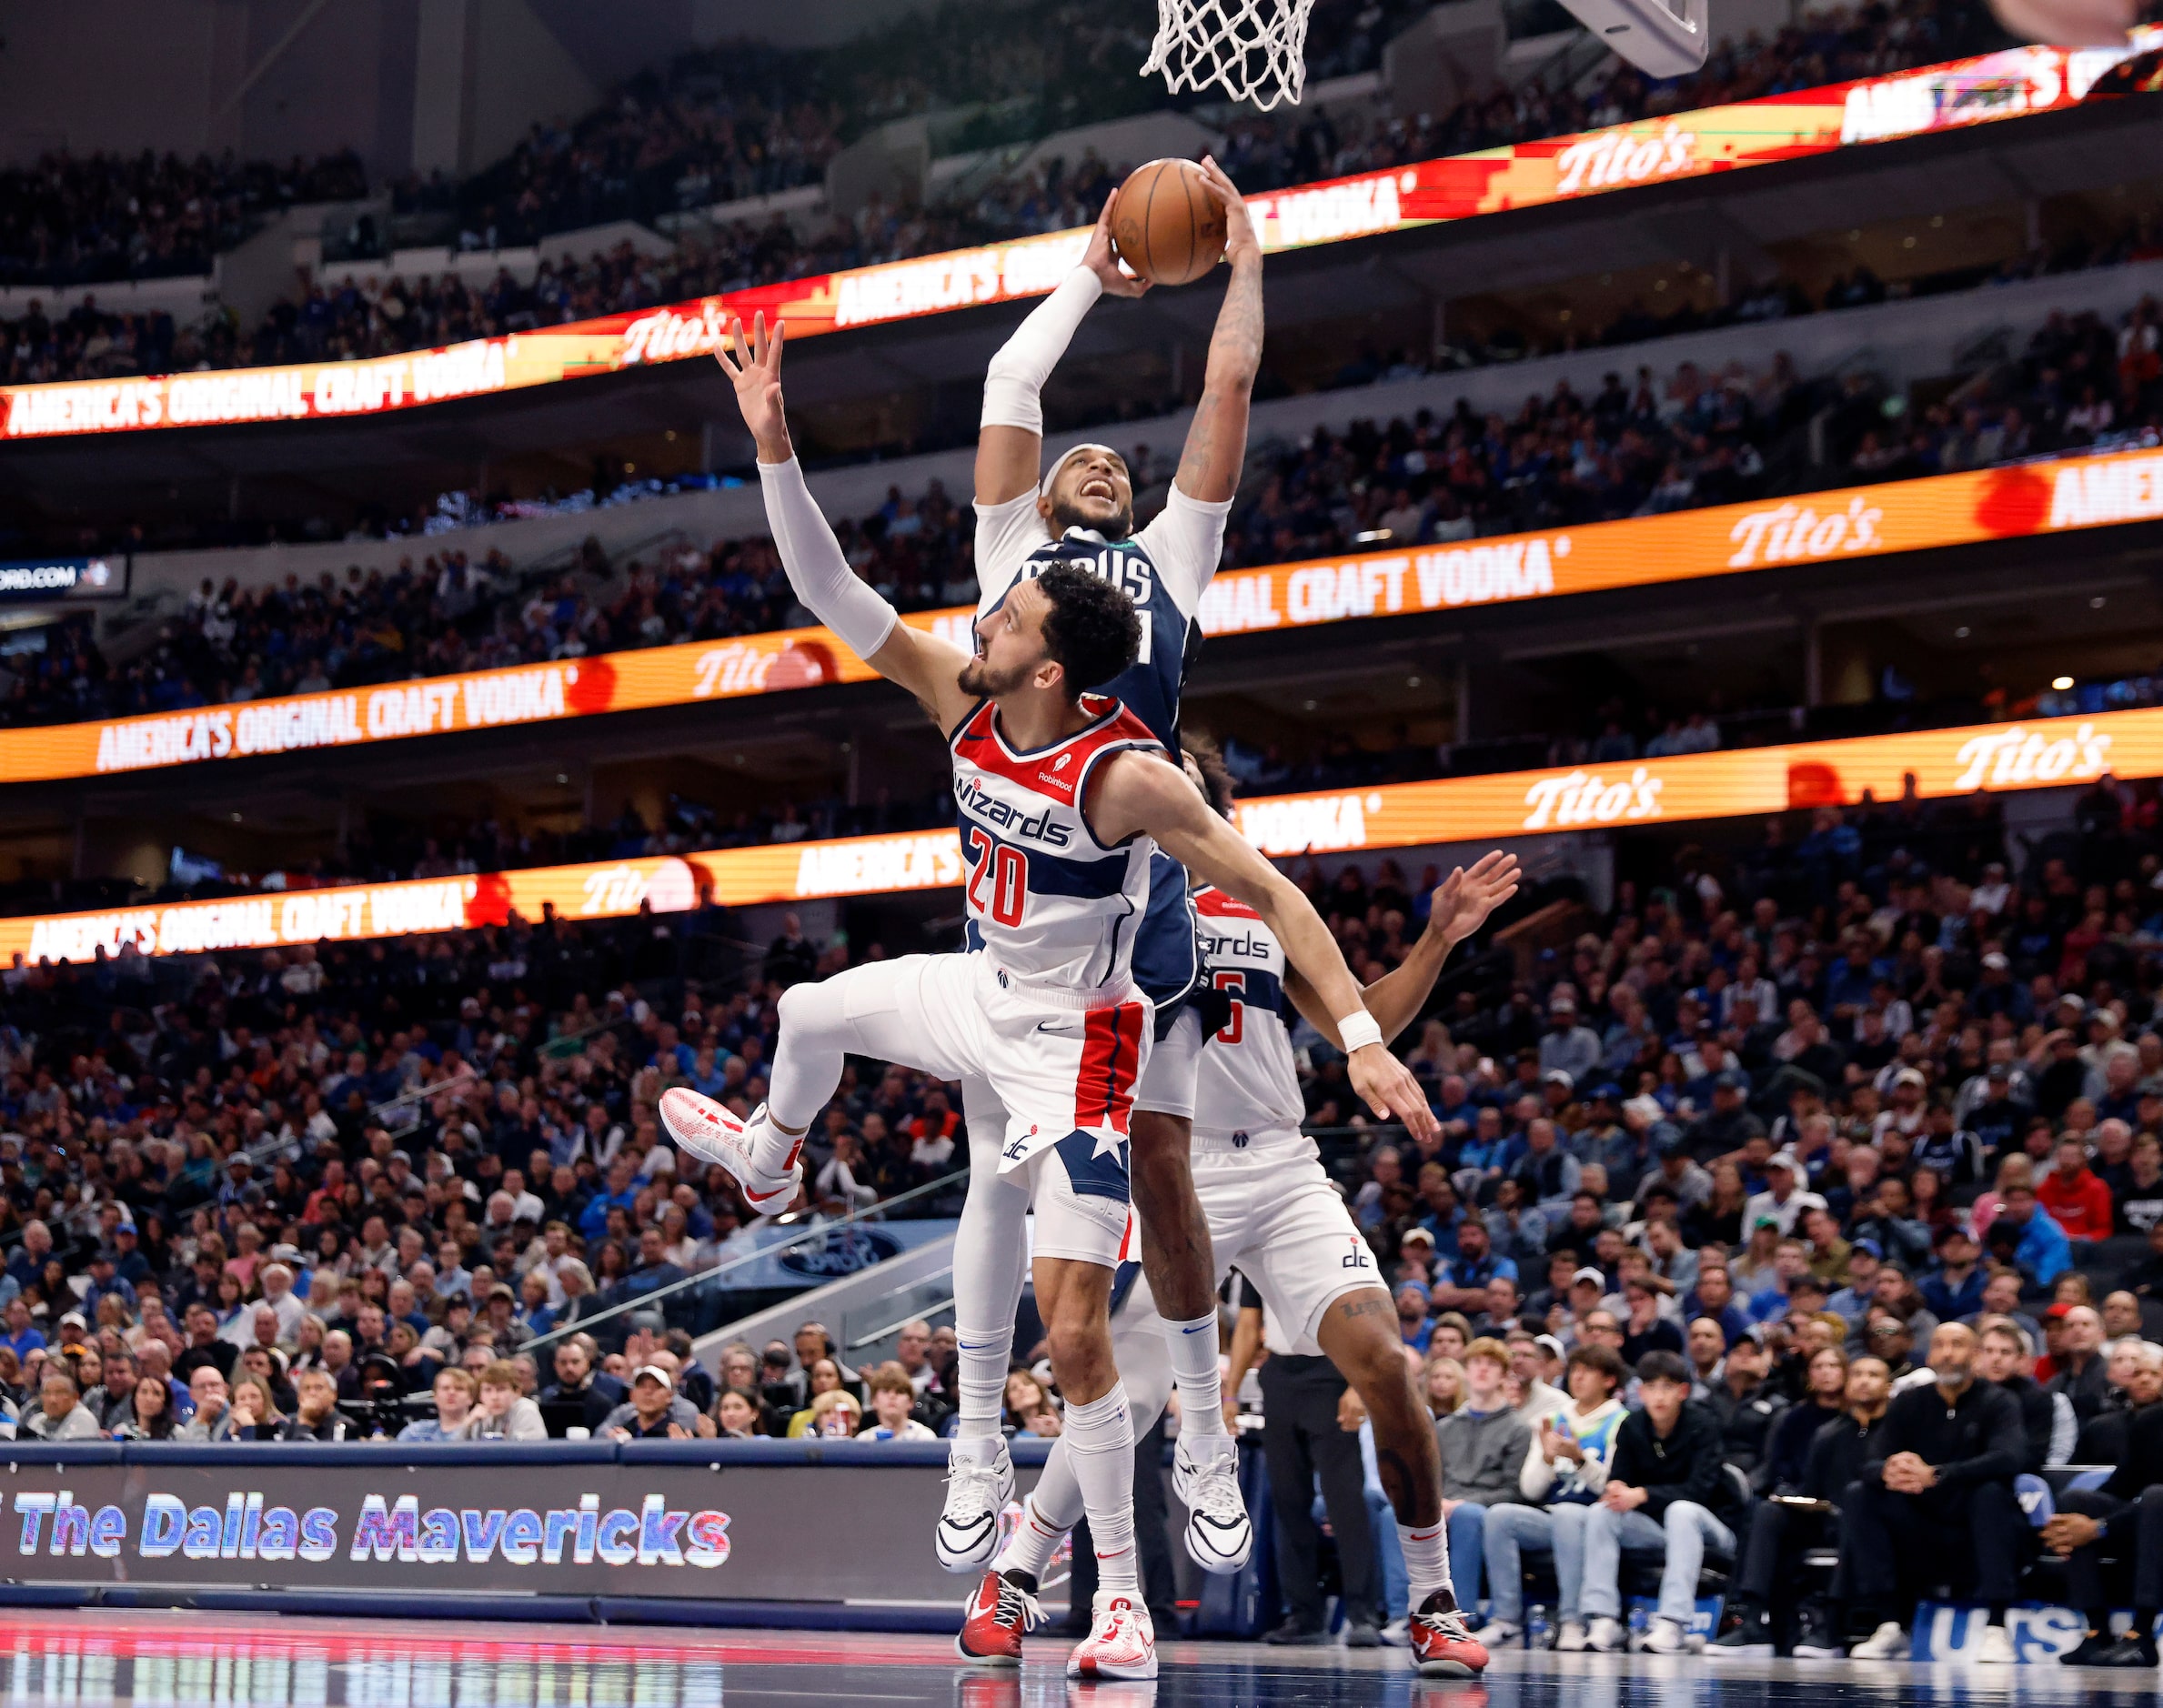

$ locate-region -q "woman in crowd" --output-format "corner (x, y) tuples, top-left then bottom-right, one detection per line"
(1424, 1353), (1465, 1419)
(786, 1359), (850, 1437)
(111, 1375), (178, 1442)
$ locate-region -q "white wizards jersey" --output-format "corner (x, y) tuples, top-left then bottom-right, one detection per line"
(1191, 886), (1310, 1147)
(950, 693), (1163, 993)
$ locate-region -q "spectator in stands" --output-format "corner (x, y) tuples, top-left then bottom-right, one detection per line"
(1838, 1323), (2027, 1662)
(400, 1368), (478, 1442)
(1473, 1342), (1628, 1649)
(1976, 1319), (2072, 1472)
(470, 1359), (548, 1442)
(1434, 1337), (1531, 1615)
(109, 1376), (177, 1442)
(176, 1368), (233, 1442)
(2050, 1304), (2112, 1423)
(859, 1364), (936, 1442)
(605, 1364), (697, 1440)
(2047, 1375), (2163, 1668)
(2042, 1133), (2117, 1247)
(23, 1373), (99, 1442)
(1713, 1352), (1890, 1657)
(1703, 1330), (1782, 1477)
(1579, 1349), (1742, 1653)
(278, 1369), (354, 1442)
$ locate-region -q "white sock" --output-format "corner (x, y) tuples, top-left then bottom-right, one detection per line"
(947, 1109), (1029, 1442)
(953, 1324), (1010, 1442)
(1164, 1312), (1227, 1439)
(1400, 1518), (1450, 1611)
(1063, 1385), (1139, 1594)
(992, 1489), (1071, 1582)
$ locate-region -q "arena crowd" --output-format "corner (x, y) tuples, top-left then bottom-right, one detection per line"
(6, 767), (2163, 1654)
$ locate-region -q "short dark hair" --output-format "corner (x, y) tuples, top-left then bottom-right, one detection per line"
(1566, 1342), (1626, 1392)
(1034, 563), (1140, 697)
(1636, 1350), (1692, 1387)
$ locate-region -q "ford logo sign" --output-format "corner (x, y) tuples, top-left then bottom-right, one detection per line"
(778, 1225), (906, 1281)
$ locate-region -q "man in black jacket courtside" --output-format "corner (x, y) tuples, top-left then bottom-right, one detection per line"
(1579, 1349), (1745, 1654)
(2045, 1399), (2163, 1668)
(1837, 1321), (2027, 1663)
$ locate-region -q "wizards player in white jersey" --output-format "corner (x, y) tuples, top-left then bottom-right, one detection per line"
(944, 157), (1267, 1585)
(668, 313), (1437, 1681)
(957, 738), (1520, 1679)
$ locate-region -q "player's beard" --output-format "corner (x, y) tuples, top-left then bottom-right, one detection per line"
(958, 655), (1031, 698)
(1050, 495), (1133, 539)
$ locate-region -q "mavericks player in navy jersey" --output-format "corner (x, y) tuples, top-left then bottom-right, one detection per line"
(943, 157), (1268, 1580)
(673, 314), (1436, 1679)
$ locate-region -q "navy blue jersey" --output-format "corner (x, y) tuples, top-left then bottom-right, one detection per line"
(974, 487), (1232, 1023)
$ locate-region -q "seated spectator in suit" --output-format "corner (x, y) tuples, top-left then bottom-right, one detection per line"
(1578, 1349), (1744, 1653)
(1836, 1323), (2027, 1662)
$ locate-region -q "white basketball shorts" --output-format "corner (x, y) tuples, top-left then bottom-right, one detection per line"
(1192, 1132), (1383, 1353)
(826, 951), (1152, 1268)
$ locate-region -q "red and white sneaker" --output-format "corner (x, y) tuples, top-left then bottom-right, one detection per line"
(954, 1568), (1045, 1664)
(1067, 1591), (1157, 1681)
(659, 1090), (800, 1215)
(1411, 1594), (1492, 1677)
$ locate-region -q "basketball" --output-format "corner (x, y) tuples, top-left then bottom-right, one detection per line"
(1110, 158), (1228, 287)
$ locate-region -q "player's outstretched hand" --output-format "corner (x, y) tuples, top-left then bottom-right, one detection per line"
(1348, 1042), (1438, 1144)
(715, 312), (790, 461)
(1195, 156), (1260, 266)
(1427, 851), (1522, 948)
(1082, 192), (1152, 299)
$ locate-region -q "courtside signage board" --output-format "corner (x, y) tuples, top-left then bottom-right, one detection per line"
(3, 33), (2154, 442)
(3, 703), (2152, 964)
(1, 445), (2158, 789)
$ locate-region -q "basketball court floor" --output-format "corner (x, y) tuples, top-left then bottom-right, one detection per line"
(0, 1612), (2143, 1707)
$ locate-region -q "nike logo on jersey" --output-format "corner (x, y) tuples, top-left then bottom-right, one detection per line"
(1035, 1020), (1073, 1033)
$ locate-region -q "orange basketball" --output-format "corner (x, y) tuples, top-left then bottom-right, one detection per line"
(1110, 158), (1228, 287)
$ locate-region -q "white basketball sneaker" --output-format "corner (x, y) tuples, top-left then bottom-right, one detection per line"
(936, 1435), (1014, 1572)
(658, 1090), (801, 1216)
(1171, 1434), (1253, 1573)
(1067, 1591), (1158, 1680)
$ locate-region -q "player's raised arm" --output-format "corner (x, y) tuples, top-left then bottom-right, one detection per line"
(1171, 157), (1263, 506)
(717, 315), (977, 731)
(1284, 855), (1521, 1046)
(975, 195), (1148, 507)
(1091, 749), (1437, 1141)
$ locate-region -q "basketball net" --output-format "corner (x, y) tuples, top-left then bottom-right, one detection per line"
(1141, 0), (1315, 110)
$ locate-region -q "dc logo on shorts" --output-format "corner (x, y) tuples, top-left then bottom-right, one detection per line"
(1343, 1237), (1373, 1271)
(1232, 1130), (1249, 1149)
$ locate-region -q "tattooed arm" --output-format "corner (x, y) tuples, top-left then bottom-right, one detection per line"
(1172, 157), (1263, 505)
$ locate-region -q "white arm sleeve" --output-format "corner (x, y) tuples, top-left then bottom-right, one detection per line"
(972, 490), (1054, 608)
(1135, 482), (1234, 615)
(981, 267), (1102, 434)
(757, 457), (898, 661)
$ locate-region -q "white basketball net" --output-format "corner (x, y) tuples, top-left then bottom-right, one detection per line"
(1141, 0), (1315, 111)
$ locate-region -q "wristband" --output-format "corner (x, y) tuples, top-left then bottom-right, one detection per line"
(1336, 1010), (1383, 1053)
